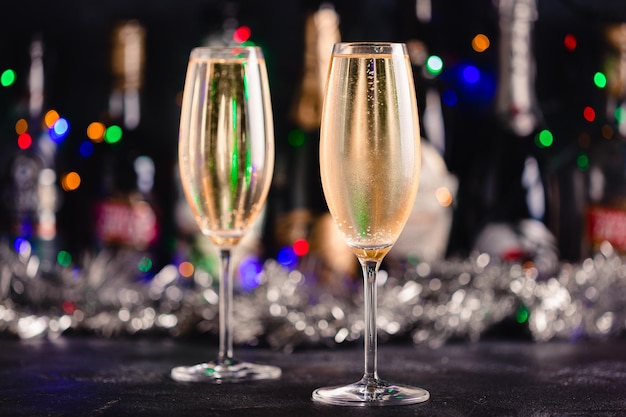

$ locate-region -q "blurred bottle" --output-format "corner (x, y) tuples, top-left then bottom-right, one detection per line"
(469, 0), (558, 274)
(1, 35), (61, 272)
(92, 20), (163, 278)
(586, 24), (626, 255)
(265, 3), (357, 288)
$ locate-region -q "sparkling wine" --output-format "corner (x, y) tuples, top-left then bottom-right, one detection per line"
(320, 53), (421, 261)
(179, 57), (274, 248)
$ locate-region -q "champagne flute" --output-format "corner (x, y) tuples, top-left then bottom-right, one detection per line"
(172, 46), (280, 382)
(313, 42), (429, 405)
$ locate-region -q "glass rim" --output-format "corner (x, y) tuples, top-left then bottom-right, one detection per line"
(189, 45), (263, 60)
(331, 42), (407, 55)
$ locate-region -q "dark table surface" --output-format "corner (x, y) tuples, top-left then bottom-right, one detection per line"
(1, 336), (625, 417)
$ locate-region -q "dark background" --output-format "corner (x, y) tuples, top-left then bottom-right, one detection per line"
(2, 0), (626, 264)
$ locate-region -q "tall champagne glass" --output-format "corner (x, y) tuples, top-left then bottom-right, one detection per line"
(314, 42), (429, 405)
(172, 46), (280, 382)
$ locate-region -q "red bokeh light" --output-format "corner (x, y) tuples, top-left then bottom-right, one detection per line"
(583, 106), (596, 122)
(293, 238), (309, 257)
(17, 133), (32, 150)
(564, 33), (577, 51)
(233, 26), (251, 43)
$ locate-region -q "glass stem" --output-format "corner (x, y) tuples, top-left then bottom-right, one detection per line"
(218, 248), (234, 365)
(361, 259), (380, 384)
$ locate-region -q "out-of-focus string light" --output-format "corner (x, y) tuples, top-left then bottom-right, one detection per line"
(104, 125), (123, 144)
(238, 256), (263, 291)
(577, 152), (589, 170)
(425, 55), (443, 75)
(442, 89), (458, 106)
(0, 69), (16, 87)
(435, 187), (453, 207)
(17, 133), (33, 150)
(462, 64), (480, 84)
(61, 172), (81, 191)
(87, 122), (106, 143)
(535, 129), (554, 148)
(471, 34), (490, 52)
(594, 72), (607, 88)
(293, 238), (309, 257)
(57, 250), (72, 267)
(277, 246), (297, 268)
(178, 261), (194, 278)
(138, 256), (153, 273)
(564, 34), (577, 51)
(44, 110), (60, 128)
(50, 117), (69, 142)
(79, 141), (94, 158)
(583, 106), (596, 122)
(15, 119), (28, 134)
(233, 26), (251, 44)
(288, 129), (306, 147)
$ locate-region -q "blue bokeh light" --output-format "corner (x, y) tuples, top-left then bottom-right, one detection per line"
(79, 140), (94, 157)
(50, 118), (70, 142)
(277, 246), (297, 268)
(442, 89), (458, 106)
(238, 256), (263, 291)
(462, 65), (480, 84)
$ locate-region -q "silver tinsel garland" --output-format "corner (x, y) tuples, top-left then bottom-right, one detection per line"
(1, 240), (625, 348)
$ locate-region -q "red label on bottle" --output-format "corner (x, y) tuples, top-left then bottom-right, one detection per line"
(587, 205), (626, 251)
(95, 199), (158, 249)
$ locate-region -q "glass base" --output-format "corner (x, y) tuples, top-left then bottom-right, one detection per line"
(312, 377), (429, 406)
(171, 359), (281, 383)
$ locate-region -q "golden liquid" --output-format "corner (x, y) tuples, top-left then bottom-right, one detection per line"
(179, 57), (274, 247)
(320, 53), (421, 262)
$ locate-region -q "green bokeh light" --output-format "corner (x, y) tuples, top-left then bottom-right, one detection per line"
(516, 305), (529, 324)
(288, 129), (305, 148)
(535, 129), (554, 148)
(577, 153), (589, 171)
(594, 72), (607, 88)
(615, 106), (625, 123)
(1, 69), (16, 87)
(57, 250), (72, 267)
(426, 55), (443, 75)
(104, 125), (123, 144)
(138, 256), (153, 273)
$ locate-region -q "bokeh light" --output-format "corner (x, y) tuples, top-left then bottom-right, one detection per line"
(277, 246), (297, 268)
(104, 125), (123, 144)
(57, 250), (72, 267)
(178, 261), (194, 278)
(293, 238), (309, 257)
(79, 140), (94, 158)
(238, 256), (263, 291)
(14, 238), (31, 255)
(564, 34), (577, 51)
(44, 110), (60, 129)
(87, 122), (106, 142)
(425, 55), (443, 75)
(0, 69), (16, 87)
(17, 133), (33, 150)
(288, 129), (305, 148)
(462, 65), (480, 84)
(61, 172), (81, 191)
(583, 106), (596, 122)
(536, 129), (554, 148)
(594, 72), (607, 88)
(15, 119), (28, 135)
(50, 117), (69, 142)
(471, 34), (490, 52)
(577, 153), (589, 170)
(138, 256), (153, 273)
(435, 187), (453, 207)
(442, 89), (458, 106)
(233, 26), (251, 43)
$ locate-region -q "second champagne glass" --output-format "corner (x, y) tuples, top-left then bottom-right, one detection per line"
(172, 46), (280, 383)
(314, 42), (429, 405)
